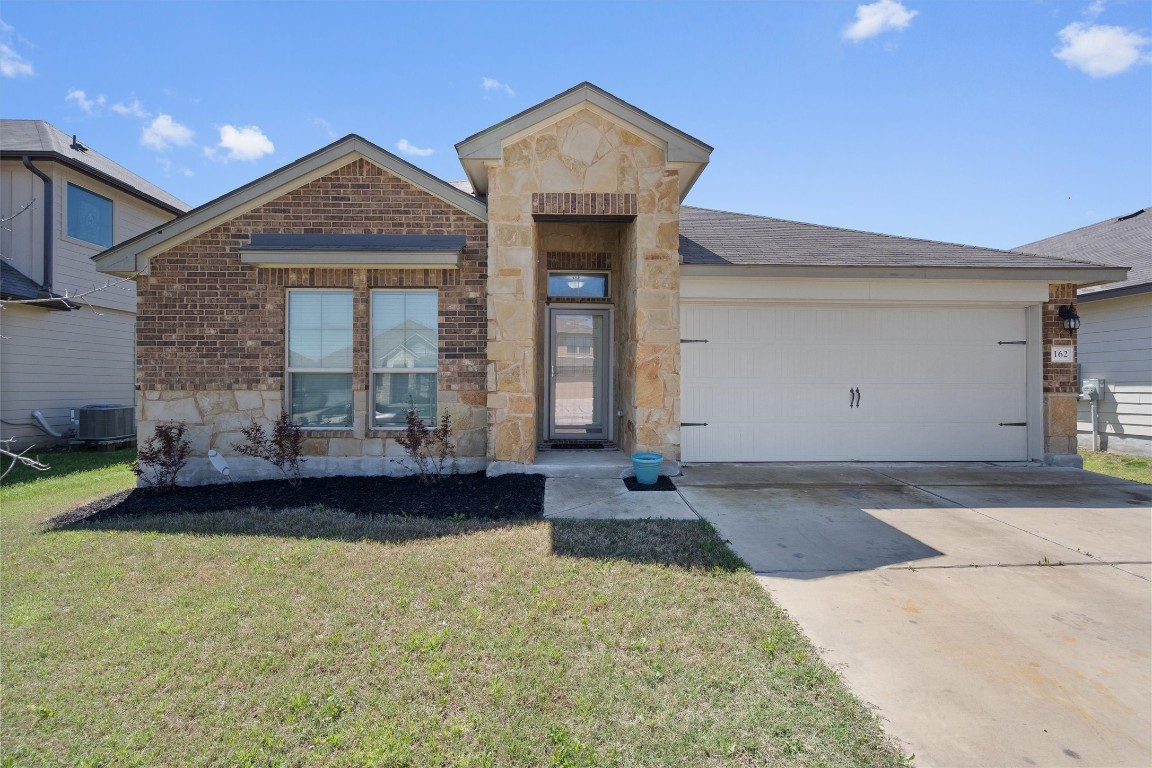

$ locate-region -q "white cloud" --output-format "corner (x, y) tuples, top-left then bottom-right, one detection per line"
(180, 168), (195, 177)
(0, 42), (32, 77)
(481, 77), (515, 96)
(111, 98), (150, 118)
(395, 138), (434, 157)
(1054, 22), (1151, 77)
(65, 89), (105, 114)
(142, 114), (195, 151)
(313, 117), (338, 139)
(843, 0), (918, 42)
(211, 124), (275, 161)
(0, 21), (33, 78)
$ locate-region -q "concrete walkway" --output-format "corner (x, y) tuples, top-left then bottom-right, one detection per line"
(543, 477), (696, 519)
(676, 463), (1152, 768)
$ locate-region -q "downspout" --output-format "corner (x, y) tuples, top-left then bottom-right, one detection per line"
(21, 156), (53, 293)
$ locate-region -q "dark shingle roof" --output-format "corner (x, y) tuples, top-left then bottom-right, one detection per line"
(0, 120), (189, 213)
(679, 206), (1112, 270)
(1015, 208), (1151, 296)
(0, 261), (74, 309)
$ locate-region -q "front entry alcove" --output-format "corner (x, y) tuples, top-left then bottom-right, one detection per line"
(535, 219), (630, 452)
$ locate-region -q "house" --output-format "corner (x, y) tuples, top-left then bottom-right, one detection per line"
(91, 83), (1126, 483)
(1017, 209), (1151, 457)
(1, 120), (189, 451)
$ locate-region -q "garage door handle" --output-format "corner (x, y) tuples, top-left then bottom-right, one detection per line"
(998, 422), (1027, 427)
(681, 422), (708, 427)
(849, 387), (860, 408)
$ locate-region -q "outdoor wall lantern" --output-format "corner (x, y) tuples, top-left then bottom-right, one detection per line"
(1058, 304), (1081, 334)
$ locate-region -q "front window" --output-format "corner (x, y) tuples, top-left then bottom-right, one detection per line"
(372, 290), (438, 428)
(66, 183), (113, 247)
(287, 290), (353, 428)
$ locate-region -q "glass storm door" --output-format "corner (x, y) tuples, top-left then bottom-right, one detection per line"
(548, 308), (610, 440)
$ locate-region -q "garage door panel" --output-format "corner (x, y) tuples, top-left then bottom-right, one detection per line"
(681, 302), (1031, 462)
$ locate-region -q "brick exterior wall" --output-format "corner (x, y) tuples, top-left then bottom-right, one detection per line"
(1042, 283), (1079, 394)
(532, 193), (636, 217)
(137, 158), (486, 395)
(135, 158), (488, 459)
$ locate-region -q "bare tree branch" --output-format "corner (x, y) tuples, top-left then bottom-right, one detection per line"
(0, 198), (36, 230)
(0, 438), (50, 481)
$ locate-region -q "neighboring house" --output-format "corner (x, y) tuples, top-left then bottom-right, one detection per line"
(0, 120), (189, 451)
(1017, 209), (1151, 457)
(92, 83), (1125, 483)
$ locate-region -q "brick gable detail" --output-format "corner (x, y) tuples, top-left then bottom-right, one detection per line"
(135, 158), (488, 398)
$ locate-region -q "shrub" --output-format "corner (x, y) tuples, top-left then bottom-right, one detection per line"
(134, 421), (191, 493)
(393, 405), (455, 483)
(232, 412), (305, 486)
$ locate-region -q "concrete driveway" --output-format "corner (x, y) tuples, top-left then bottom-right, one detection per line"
(677, 463), (1152, 768)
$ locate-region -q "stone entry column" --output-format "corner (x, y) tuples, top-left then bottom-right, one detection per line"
(485, 110), (686, 464)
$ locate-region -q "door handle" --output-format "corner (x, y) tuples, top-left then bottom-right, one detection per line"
(849, 387), (861, 408)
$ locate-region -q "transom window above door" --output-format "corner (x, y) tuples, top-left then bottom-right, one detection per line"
(547, 272), (609, 299)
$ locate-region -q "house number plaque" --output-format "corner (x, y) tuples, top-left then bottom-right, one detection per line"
(1050, 346), (1074, 363)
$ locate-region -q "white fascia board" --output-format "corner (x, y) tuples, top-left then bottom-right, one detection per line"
(240, 250), (460, 269)
(93, 136), (487, 275)
(456, 89), (711, 163)
(680, 264), (1131, 285)
(455, 85), (712, 196)
(681, 275), (1053, 303)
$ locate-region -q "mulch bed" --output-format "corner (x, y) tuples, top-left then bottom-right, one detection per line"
(51, 473), (546, 527)
(623, 475), (678, 492)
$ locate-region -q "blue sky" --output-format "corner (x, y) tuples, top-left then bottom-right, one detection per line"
(2, 0), (1149, 250)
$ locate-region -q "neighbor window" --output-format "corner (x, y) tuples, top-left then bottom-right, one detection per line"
(372, 290), (438, 429)
(66, 183), (113, 247)
(287, 290), (354, 428)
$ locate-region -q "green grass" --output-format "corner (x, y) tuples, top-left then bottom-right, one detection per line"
(2, 453), (907, 767)
(1081, 450), (1152, 485)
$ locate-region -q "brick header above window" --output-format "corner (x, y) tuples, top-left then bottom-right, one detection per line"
(532, 193), (636, 219)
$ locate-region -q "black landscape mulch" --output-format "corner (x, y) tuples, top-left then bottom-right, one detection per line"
(50, 473), (546, 527)
(623, 475), (678, 492)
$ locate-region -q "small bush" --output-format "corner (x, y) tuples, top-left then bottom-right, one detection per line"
(232, 412), (305, 486)
(134, 421), (191, 493)
(394, 405), (455, 483)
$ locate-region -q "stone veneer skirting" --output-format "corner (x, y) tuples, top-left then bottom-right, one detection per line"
(138, 389), (487, 486)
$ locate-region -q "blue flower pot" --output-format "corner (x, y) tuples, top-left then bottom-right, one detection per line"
(631, 452), (662, 485)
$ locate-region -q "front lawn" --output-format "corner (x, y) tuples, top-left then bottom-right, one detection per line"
(1, 453), (906, 767)
(1081, 450), (1152, 485)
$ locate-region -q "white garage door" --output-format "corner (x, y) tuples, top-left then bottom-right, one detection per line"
(681, 303), (1029, 462)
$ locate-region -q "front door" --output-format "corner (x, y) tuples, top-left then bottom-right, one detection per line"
(547, 308), (611, 441)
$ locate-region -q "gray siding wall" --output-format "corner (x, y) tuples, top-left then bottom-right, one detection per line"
(1076, 293), (1152, 456)
(1, 160), (177, 450)
(0, 305), (136, 449)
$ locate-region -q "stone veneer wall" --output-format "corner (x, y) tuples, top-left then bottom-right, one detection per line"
(485, 109), (682, 464)
(135, 158), (488, 483)
(1042, 283), (1081, 458)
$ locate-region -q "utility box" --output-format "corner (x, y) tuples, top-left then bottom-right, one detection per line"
(1080, 378), (1105, 402)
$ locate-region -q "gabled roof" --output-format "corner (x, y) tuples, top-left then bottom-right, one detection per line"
(455, 82), (712, 199)
(0, 119), (189, 214)
(92, 134), (488, 276)
(679, 206), (1129, 284)
(1015, 207), (1151, 299)
(0, 261), (75, 310)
